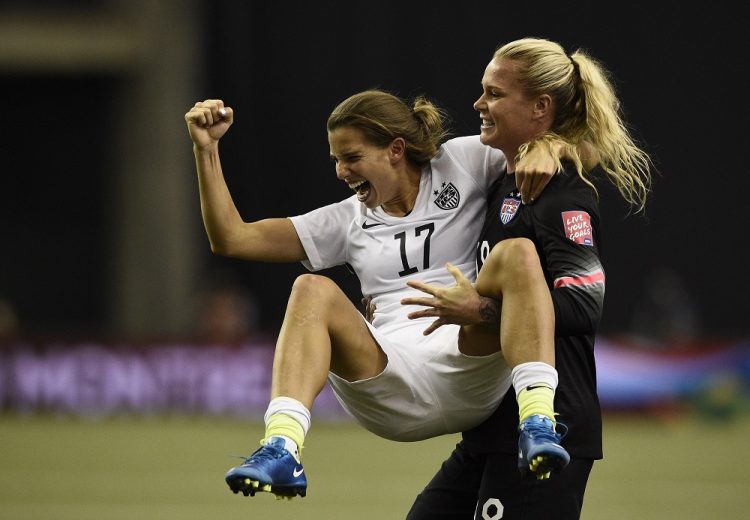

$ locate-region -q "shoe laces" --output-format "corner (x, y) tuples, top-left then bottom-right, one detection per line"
(242, 442), (286, 465)
(521, 415), (568, 441)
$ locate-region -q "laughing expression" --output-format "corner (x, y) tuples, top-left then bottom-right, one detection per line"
(328, 126), (402, 210)
(473, 57), (541, 162)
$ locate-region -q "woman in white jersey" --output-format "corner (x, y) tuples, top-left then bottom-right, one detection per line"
(184, 90), (564, 499)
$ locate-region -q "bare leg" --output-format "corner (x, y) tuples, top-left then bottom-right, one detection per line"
(458, 239), (566, 479)
(225, 274), (388, 498)
(459, 238), (554, 367)
(271, 273), (387, 410)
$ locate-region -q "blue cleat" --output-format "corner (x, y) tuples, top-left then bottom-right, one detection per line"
(225, 437), (307, 499)
(517, 414), (570, 480)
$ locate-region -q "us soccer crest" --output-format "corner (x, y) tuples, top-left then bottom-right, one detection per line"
(433, 182), (460, 210)
(499, 195), (521, 224)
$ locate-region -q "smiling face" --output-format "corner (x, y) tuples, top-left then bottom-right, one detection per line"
(474, 56), (548, 167)
(328, 126), (403, 210)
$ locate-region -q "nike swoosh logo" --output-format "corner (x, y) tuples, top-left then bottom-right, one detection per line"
(293, 467), (304, 477)
(362, 221), (383, 229)
(525, 385), (551, 391)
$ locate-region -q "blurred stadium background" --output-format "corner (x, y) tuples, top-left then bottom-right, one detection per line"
(1, 1), (748, 519)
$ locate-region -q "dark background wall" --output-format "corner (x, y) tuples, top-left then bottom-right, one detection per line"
(1, 1), (747, 341)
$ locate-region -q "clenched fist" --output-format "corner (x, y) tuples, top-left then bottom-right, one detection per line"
(185, 99), (233, 150)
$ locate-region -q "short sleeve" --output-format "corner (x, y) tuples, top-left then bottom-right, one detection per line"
(289, 196), (360, 271)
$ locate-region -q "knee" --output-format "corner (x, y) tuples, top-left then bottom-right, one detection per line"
(479, 238), (542, 288)
(289, 274), (338, 303)
(491, 238), (540, 271)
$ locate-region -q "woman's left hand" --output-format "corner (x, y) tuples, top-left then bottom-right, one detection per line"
(400, 263), (482, 335)
(515, 142), (558, 205)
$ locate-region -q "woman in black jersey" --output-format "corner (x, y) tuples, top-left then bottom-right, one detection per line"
(404, 37), (653, 520)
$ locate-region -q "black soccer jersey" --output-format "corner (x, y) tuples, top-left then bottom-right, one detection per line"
(463, 163), (605, 459)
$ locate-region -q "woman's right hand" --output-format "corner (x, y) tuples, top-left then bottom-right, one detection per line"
(400, 263), (483, 335)
(185, 99), (233, 150)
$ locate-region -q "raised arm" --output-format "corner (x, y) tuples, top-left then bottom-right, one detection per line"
(185, 99), (306, 262)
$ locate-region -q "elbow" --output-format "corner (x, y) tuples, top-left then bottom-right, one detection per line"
(209, 243), (226, 256)
(208, 237), (233, 257)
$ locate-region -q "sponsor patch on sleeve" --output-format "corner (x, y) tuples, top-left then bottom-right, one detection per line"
(561, 210), (594, 246)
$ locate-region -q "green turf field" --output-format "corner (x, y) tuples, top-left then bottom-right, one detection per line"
(1, 413), (748, 519)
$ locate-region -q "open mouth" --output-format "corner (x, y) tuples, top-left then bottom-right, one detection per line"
(349, 180), (371, 201)
(481, 118), (495, 128)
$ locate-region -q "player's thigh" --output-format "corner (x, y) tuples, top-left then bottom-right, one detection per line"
(458, 321), (501, 356)
(289, 274), (386, 380)
(476, 454), (593, 520)
(406, 441), (487, 520)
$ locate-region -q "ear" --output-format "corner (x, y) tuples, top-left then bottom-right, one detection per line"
(389, 137), (407, 163)
(533, 94), (553, 120)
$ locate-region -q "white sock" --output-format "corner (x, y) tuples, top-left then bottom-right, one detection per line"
(511, 361), (558, 398)
(264, 397), (312, 437)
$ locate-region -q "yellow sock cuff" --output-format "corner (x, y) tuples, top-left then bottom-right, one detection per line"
(517, 386), (556, 425)
(264, 412), (305, 450)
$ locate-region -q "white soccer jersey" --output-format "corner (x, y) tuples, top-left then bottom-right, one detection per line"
(290, 136), (506, 341)
(289, 136), (511, 441)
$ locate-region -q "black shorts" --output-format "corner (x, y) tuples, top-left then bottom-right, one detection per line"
(406, 441), (593, 520)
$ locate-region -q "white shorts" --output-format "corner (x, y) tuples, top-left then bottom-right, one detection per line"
(327, 318), (511, 442)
